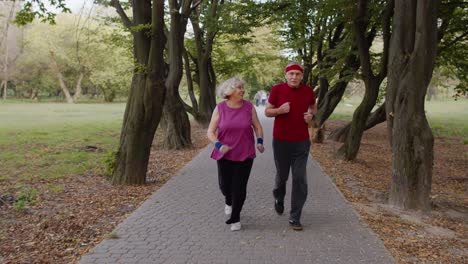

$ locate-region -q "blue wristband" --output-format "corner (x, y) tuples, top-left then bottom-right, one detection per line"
(257, 138), (263, 145)
(215, 141), (223, 150)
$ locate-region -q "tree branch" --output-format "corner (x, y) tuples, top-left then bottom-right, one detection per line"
(110, 0), (133, 29)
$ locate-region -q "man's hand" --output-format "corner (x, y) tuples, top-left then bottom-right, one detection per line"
(278, 102), (290, 114)
(303, 112), (314, 124)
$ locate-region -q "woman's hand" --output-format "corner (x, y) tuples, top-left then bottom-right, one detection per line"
(219, 145), (231, 154)
(256, 144), (265, 153)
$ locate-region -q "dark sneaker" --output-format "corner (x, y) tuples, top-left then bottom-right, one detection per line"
(289, 220), (303, 231)
(274, 199), (284, 215)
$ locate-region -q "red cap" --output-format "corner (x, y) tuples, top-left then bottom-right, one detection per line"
(285, 64), (304, 73)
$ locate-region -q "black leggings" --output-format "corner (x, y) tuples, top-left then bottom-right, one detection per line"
(217, 158), (253, 223)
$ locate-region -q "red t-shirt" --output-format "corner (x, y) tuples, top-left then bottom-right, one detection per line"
(268, 82), (316, 142)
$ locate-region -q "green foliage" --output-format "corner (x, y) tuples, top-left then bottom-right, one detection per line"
(15, 0), (70, 25)
(13, 187), (39, 211)
(437, 1), (468, 99)
(103, 150), (118, 177)
(13, 13), (132, 102)
(48, 184), (64, 194)
(212, 26), (285, 93)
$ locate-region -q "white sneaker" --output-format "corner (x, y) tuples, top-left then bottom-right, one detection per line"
(224, 204), (232, 215)
(230, 222), (241, 231)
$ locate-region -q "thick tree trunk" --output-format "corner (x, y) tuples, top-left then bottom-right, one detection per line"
(312, 38), (361, 143)
(336, 0), (391, 160)
(386, 0), (437, 211)
(161, 0), (192, 149)
(195, 53), (216, 126)
(336, 78), (379, 159)
(190, 2), (218, 127)
(112, 0), (166, 185)
(182, 47), (205, 122)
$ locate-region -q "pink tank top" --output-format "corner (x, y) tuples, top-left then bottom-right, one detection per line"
(210, 100), (256, 161)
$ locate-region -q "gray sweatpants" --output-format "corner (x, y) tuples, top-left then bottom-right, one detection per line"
(272, 139), (311, 222)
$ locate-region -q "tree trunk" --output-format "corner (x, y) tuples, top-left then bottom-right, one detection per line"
(312, 49), (361, 144)
(182, 48), (199, 116)
(190, 2), (218, 127)
(72, 69), (84, 102)
(336, 0), (391, 160)
(1, 81), (5, 99)
(161, 0), (192, 149)
(386, 0), (437, 211)
(195, 49), (215, 126)
(1, 1), (16, 100)
(329, 102), (386, 142)
(336, 78), (380, 159)
(111, 0), (166, 185)
(49, 51), (74, 104)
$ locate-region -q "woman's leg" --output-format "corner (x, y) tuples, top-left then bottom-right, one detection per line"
(227, 159), (253, 224)
(217, 159), (234, 206)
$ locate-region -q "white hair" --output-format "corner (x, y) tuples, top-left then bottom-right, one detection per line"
(216, 77), (245, 99)
(286, 61), (303, 68)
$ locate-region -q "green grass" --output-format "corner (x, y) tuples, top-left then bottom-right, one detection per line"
(329, 98), (468, 138)
(0, 102), (125, 196)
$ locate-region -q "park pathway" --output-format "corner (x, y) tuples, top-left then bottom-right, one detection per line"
(79, 107), (395, 264)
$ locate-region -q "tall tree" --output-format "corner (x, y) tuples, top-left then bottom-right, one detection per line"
(160, 0), (195, 149)
(386, 0), (438, 210)
(336, 0), (392, 160)
(188, 0), (220, 125)
(185, 0), (265, 125)
(107, 0), (167, 184)
(1, 1), (21, 99)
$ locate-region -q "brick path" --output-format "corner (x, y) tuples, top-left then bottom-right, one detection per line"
(79, 108), (395, 264)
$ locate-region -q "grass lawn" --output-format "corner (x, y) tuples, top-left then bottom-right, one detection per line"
(330, 98), (468, 139)
(0, 99), (466, 204)
(0, 102), (125, 200)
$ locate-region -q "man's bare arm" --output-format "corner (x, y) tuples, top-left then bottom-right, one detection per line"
(265, 102), (290, 117)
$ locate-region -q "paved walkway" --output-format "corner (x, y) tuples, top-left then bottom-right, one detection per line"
(80, 108), (395, 264)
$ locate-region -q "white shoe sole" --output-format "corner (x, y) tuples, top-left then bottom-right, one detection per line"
(230, 222), (241, 231)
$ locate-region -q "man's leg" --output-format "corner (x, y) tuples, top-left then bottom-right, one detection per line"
(272, 139), (291, 208)
(289, 140), (310, 223)
(227, 159), (253, 224)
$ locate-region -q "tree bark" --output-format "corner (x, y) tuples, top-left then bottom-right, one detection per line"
(49, 51), (74, 103)
(329, 102), (386, 142)
(1, 1), (16, 100)
(72, 68), (84, 102)
(386, 0), (438, 211)
(112, 0), (166, 185)
(190, 1), (218, 126)
(337, 0), (392, 160)
(161, 0), (193, 149)
(182, 47), (199, 117)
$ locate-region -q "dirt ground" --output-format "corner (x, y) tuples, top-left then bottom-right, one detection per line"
(0, 123), (211, 264)
(310, 121), (467, 263)
(0, 121), (466, 263)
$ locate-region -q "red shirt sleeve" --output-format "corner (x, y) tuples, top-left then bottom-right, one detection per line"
(310, 88), (316, 106)
(268, 85), (278, 107)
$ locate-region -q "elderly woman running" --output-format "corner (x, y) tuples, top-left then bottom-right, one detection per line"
(207, 77), (264, 231)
